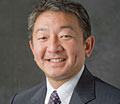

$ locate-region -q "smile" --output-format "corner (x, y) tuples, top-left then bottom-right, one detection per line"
(47, 58), (66, 62)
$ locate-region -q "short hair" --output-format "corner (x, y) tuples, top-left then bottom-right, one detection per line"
(28, 0), (91, 42)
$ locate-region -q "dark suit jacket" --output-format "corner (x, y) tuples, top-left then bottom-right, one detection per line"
(10, 66), (120, 104)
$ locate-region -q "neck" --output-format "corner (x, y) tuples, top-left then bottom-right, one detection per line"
(47, 75), (74, 89)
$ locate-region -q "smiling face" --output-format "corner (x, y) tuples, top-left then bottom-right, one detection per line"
(29, 11), (94, 82)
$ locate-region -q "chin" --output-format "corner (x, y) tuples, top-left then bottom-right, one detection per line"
(48, 72), (69, 81)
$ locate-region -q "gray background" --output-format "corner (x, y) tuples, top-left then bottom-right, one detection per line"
(0, 0), (120, 104)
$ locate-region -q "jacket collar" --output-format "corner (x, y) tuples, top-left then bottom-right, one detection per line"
(70, 66), (96, 104)
(31, 81), (47, 104)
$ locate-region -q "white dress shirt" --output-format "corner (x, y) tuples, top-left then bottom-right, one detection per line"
(45, 65), (85, 104)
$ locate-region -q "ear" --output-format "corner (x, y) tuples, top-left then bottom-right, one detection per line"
(85, 36), (95, 58)
(29, 40), (34, 54)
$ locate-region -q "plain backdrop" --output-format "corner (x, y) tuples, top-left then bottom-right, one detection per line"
(0, 0), (120, 104)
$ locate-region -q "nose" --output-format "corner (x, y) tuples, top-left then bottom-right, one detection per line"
(47, 36), (64, 53)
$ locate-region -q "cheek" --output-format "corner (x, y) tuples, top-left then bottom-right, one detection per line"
(33, 45), (46, 62)
(69, 42), (85, 63)
(76, 45), (86, 64)
(65, 42), (78, 62)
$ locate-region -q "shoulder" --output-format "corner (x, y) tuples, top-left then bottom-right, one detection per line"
(80, 66), (120, 103)
(10, 81), (46, 104)
(94, 76), (120, 102)
(94, 76), (120, 94)
(84, 66), (120, 97)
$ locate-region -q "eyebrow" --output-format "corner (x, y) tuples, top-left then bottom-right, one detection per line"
(60, 25), (73, 30)
(35, 28), (48, 34)
(35, 25), (73, 34)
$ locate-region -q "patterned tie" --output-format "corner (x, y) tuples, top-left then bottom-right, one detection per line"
(48, 90), (61, 104)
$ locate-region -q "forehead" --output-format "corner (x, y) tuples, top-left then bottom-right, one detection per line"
(34, 11), (80, 29)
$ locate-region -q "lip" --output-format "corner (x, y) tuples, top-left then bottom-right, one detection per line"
(45, 58), (67, 67)
(46, 58), (65, 62)
(45, 57), (67, 61)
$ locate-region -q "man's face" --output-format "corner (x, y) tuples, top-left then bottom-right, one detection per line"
(30, 11), (90, 81)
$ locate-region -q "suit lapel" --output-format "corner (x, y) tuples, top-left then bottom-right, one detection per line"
(31, 81), (47, 104)
(70, 66), (96, 104)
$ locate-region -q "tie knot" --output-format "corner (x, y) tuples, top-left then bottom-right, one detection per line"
(48, 90), (61, 104)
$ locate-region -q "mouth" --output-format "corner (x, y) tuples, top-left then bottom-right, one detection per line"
(45, 58), (66, 62)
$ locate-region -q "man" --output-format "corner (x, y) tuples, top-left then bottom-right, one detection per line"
(11, 0), (120, 104)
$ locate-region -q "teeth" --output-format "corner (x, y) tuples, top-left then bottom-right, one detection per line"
(49, 59), (64, 62)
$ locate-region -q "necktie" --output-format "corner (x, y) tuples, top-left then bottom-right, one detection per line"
(48, 90), (61, 104)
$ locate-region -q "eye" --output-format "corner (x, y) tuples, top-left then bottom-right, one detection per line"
(38, 37), (47, 41)
(60, 35), (72, 39)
